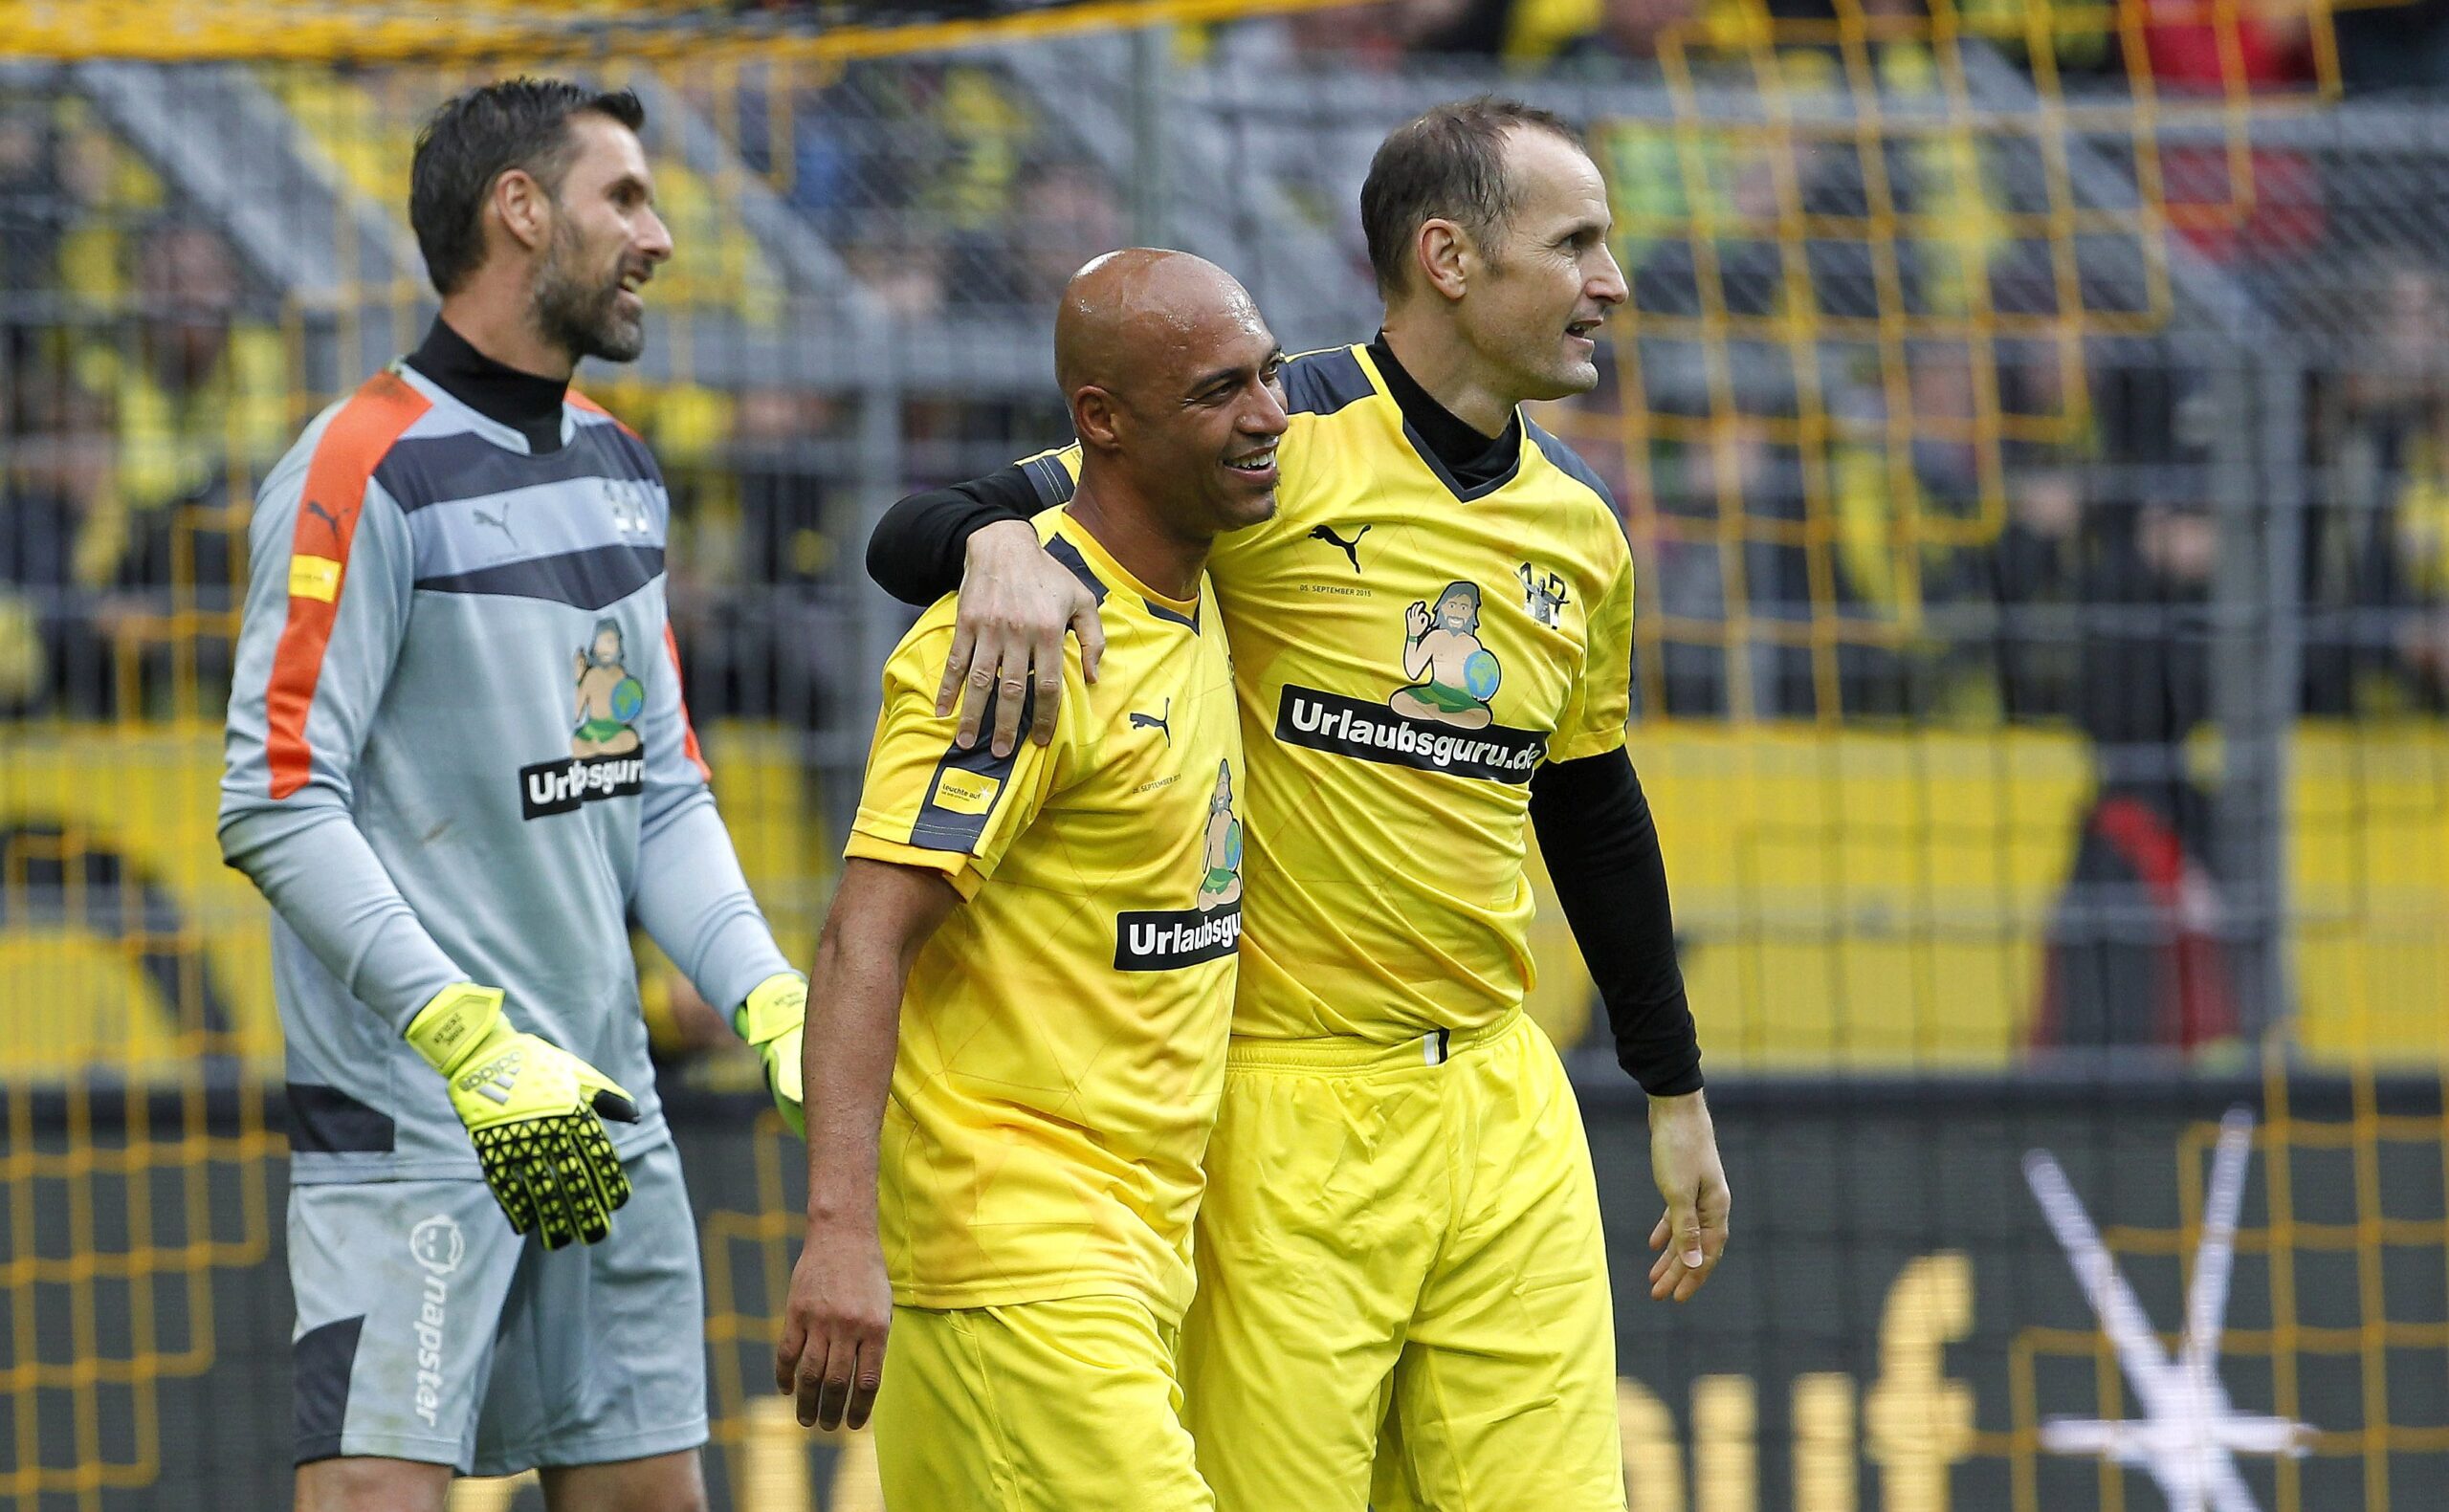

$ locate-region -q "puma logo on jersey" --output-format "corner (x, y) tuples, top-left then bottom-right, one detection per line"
(1309, 524), (1370, 572)
(1130, 698), (1173, 745)
(473, 501), (518, 546)
(303, 499), (346, 545)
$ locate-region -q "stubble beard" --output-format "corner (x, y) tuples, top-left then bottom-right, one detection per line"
(533, 220), (645, 365)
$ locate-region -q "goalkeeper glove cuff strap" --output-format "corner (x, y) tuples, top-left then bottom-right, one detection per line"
(406, 983), (507, 1075)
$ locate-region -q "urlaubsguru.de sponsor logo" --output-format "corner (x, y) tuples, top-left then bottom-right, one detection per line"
(519, 753), (645, 819)
(523, 615), (651, 819)
(1275, 687), (1546, 783)
(1114, 903), (1242, 972)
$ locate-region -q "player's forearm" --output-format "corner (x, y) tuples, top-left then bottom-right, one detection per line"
(218, 805), (467, 1032)
(1528, 751), (1703, 1096)
(801, 863), (954, 1227)
(867, 484), (1028, 606)
(866, 464), (1056, 606)
(633, 789), (795, 1016)
(802, 944), (905, 1229)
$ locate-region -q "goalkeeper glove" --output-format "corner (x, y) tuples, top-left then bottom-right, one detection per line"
(406, 983), (639, 1250)
(735, 972), (807, 1137)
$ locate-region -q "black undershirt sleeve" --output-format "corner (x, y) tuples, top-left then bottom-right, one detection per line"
(1529, 749), (1704, 1096)
(864, 463), (1057, 607)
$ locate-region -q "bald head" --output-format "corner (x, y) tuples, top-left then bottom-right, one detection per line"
(1054, 249), (1263, 402)
(1047, 247), (1287, 559)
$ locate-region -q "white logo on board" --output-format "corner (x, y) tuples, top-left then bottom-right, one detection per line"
(2024, 1108), (2314, 1511)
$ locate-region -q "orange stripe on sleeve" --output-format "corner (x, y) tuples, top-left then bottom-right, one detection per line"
(264, 372), (432, 800)
(664, 624), (713, 783)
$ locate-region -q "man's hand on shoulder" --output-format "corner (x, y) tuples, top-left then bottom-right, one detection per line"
(934, 519), (1105, 757)
(1645, 1088), (1731, 1303)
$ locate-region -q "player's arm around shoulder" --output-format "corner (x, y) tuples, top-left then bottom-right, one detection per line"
(930, 449), (1108, 758)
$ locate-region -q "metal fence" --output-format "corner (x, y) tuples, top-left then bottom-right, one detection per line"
(2, 4), (2446, 1507)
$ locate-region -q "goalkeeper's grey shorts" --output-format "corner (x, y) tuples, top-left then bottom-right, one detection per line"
(286, 1137), (708, 1475)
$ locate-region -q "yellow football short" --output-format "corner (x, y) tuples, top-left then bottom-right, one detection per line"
(871, 1292), (1215, 1512)
(1180, 1010), (1625, 1512)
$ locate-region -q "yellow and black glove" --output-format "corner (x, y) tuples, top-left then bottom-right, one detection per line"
(734, 972), (807, 1137)
(406, 983), (640, 1249)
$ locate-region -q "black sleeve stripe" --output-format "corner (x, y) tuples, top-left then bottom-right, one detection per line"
(909, 682), (1036, 852)
(1282, 346), (1374, 417)
(1023, 451), (1077, 507)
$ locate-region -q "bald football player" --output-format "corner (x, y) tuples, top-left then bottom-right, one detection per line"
(778, 251), (1285, 1512)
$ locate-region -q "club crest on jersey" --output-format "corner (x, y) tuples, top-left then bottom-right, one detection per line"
(1114, 759), (1244, 971)
(1517, 561), (1570, 628)
(1274, 580), (1547, 784)
(603, 479), (655, 537)
(519, 617), (647, 819)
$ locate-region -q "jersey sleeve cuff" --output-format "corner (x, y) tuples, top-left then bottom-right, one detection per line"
(844, 831), (987, 901)
(1621, 1041), (1704, 1097)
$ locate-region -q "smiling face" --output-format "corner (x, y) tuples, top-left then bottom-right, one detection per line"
(1136, 292), (1290, 539)
(530, 112), (672, 364)
(1452, 127), (1626, 404)
(1064, 252), (1290, 543)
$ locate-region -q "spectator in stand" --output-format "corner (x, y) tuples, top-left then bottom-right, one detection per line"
(1199, 4), (1415, 70)
(2336, 0), (2449, 90)
(1003, 158), (1126, 311)
(2314, 256), (2449, 709)
(2142, 0), (2310, 91)
(76, 218), (288, 587)
(1987, 462), (2086, 722)
(1399, 0), (1519, 55)
(0, 374), (113, 717)
(1554, 0), (1698, 68)
(2033, 378), (2237, 1053)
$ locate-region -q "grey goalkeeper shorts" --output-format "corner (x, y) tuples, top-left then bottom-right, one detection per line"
(287, 1138), (708, 1476)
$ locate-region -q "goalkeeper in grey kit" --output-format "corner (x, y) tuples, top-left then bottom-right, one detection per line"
(217, 80), (803, 1512)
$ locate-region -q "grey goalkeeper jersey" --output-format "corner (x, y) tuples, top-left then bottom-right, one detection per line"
(220, 362), (793, 1183)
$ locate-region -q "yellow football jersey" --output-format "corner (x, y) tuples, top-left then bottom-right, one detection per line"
(845, 508), (1245, 1321)
(1015, 343), (1634, 1043)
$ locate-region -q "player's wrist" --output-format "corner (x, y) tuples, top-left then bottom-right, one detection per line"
(805, 1192), (880, 1232)
(964, 517), (1040, 569)
(734, 971), (808, 1048)
(1645, 1086), (1710, 1122)
(404, 982), (510, 1076)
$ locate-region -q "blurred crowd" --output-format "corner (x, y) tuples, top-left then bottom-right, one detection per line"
(8, 14), (2449, 1053)
(8, 16), (2449, 729)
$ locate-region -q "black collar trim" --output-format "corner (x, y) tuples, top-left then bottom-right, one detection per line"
(1365, 336), (1524, 501)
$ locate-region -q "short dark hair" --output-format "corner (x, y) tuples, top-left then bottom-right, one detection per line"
(1359, 96), (1585, 298)
(409, 77), (646, 296)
